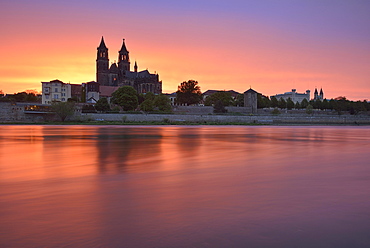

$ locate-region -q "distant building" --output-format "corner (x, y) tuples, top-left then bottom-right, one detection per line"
(163, 92), (177, 105)
(41, 80), (71, 104)
(70, 84), (82, 101)
(273, 89), (310, 103)
(99, 86), (120, 103)
(314, 88), (324, 100)
(83, 82), (99, 103)
(244, 88), (258, 114)
(96, 37), (162, 94)
(42, 80), (119, 104)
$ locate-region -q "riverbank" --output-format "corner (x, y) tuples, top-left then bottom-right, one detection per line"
(2, 102), (370, 125)
(2, 114), (370, 125)
(69, 113), (370, 125)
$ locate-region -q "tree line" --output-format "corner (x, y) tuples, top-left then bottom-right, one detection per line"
(257, 95), (370, 115)
(174, 80), (370, 115)
(82, 86), (172, 113)
(0, 91), (40, 102)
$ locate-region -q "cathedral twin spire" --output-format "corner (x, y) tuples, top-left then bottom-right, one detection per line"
(97, 36), (131, 72)
(314, 87), (324, 100)
(95, 36), (162, 93)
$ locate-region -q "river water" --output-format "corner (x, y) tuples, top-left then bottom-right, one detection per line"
(0, 125), (369, 247)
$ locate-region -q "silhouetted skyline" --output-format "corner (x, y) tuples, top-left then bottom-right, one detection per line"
(1, 0), (369, 100)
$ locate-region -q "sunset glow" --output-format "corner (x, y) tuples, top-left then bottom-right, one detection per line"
(1, 0), (369, 100)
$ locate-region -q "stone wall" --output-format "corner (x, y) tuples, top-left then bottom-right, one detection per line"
(0, 102), (27, 122)
(0, 102), (52, 122)
(2, 102), (370, 125)
(173, 106), (252, 114)
(74, 113), (370, 125)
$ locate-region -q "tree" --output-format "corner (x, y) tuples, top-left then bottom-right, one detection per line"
(138, 93), (145, 105)
(311, 99), (322, 109)
(153, 94), (172, 112)
(204, 91), (233, 106)
(213, 100), (227, 113)
(111, 86), (138, 111)
(301, 98), (309, 108)
(278, 97), (286, 109)
(95, 97), (111, 112)
(51, 101), (75, 121)
(294, 101), (301, 109)
(235, 94), (244, 107)
(270, 96), (278, 108)
(257, 94), (270, 109)
(140, 99), (154, 112)
(175, 80), (202, 105)
(286, 98), (295, 110)
(8, 92), (39, 102)
(321, 99), (329, 110)
(145, 92), (155, 101)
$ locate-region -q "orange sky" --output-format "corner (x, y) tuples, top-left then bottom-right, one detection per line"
(1, 0), (369, 100)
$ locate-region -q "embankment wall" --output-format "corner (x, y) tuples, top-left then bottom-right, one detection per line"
(1, 102), (370, 124)
(75, 113), (370, 125)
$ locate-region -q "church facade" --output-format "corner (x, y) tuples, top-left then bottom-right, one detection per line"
(96, 37), (162, 94)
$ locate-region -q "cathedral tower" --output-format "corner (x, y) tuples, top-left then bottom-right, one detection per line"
(96, 37), (109, 85)
(319, 88), (324, 100)
(314, 88), (318, 100)
(118, 39), (130, 72)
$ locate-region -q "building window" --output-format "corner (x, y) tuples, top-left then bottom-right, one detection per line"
(45, 95), (49, 99)
(54, 94), (58, 99)
(55, 88), (58, 92)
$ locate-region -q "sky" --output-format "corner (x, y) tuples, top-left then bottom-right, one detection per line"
(1, 0), (369, 100)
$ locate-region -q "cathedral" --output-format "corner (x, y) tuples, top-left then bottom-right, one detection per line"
(96, 37), (162, 94)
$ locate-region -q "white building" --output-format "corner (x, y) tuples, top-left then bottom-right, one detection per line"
(42, 80), (124, 105)
(41, 80), (71, 104)
(274, 89), (310, 103)
(163, 93), (177, 105)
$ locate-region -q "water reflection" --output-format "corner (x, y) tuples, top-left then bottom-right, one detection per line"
(0, 125), (370, 247)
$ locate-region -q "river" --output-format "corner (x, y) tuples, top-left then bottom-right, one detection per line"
(0, 125), (369, 247)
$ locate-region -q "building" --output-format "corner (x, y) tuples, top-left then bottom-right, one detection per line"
(274, 89), (310, 103)
(314, 88), (324, 100)
(244, 88), (258, 114)
(163, 92), (177, 106)
(99, 86), (120, 103)
(41, 80), (71, 104)
(42, 80), (120, 104)
(96, 37), (162, 94)
(83, 81), (100, 103)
